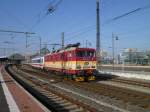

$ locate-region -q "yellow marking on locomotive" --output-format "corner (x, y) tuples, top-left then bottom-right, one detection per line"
(75, 77), (84, 82)
(44, 61), (96, 70)
(88, 75), (95, 81)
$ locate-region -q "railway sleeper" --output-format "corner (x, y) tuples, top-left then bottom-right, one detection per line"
(141, 104), (150, 109)
(127, 100), (150, 108)
(48, 97), (63, 101)
(135, 100), (150, 109)
(55, 99), (68, 104)
(21, 71), (149, 111)
(69, 108), (85, 112)
(35, 84), (86, 111)
(48, 101), (80, 112)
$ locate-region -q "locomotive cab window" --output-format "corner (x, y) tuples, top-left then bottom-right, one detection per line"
(76, 51), (85, 57)
(87, 51), (95, 57)
(76, 50), (95, 57)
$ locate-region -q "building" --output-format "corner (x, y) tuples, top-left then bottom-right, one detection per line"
(120, 48), (150, 65)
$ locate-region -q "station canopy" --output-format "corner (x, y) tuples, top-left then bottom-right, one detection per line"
(8, 53), (25, 61)
(0, 56), (8, 61)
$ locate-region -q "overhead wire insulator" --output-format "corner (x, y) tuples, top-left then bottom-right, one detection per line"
(47, 5), (55, 14)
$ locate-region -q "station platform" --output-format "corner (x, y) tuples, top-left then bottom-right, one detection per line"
(0, 82), (9, 112)
(99, 70), (150, 81)
(0, 65), (50, 112)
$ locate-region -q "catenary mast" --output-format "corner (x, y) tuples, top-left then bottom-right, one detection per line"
(96, 0), (101, 66)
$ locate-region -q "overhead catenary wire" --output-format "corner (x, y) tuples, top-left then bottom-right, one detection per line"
(103, 4), (150, 26)
(116, 25), (150, 36)
(30, 0), (63, 31)
(65, 24), (95, 37)
(65, 27), (96, 42)
(65, 3), (150, 40)
(46, 0), (63, 14)
(0, 7), (28, 30)
(65, 3), (150, 42)
(46, 24), (96, 43)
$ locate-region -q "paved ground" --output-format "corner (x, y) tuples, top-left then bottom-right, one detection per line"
(0, 65), (50, 112)
(99, 65), (150, 72)
(98, 80), (150, 94)
(99, 70), (150, 81)
(0, 82), (9, 112)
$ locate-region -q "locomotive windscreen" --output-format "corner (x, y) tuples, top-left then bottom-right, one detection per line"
(76, 50), (95, 57)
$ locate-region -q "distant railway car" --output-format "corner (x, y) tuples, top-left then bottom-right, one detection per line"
(31, 57), (44, 69)
(44, 43), (97, 81)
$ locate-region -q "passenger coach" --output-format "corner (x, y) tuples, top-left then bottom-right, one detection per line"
(31, 57), (44, 69)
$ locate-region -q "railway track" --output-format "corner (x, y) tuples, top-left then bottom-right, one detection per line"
(63, 81), (150, 109)
(99, 65), (150, 72)
(13, 65), (150, 111)
(110, 78), (150, 88)
(6, 65), (98, 112)
(23, 64), (150, 89)
(96, 74), (150, 88)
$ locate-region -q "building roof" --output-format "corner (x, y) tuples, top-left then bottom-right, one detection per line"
(8, 53), (25, 60)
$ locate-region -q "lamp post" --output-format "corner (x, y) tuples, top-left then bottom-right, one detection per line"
(96, 0), (101, 68)
(122, 55), (125, 72)
(120, 48), (127, 73)
(112, 33), (119, 72)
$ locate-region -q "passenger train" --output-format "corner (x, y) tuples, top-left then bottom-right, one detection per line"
(31, 57), (44, 69)
(30, 43), (97, 81)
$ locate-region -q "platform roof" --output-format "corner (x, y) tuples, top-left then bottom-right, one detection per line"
(0, 56), (8, 59)
(0, 56), (8, 61)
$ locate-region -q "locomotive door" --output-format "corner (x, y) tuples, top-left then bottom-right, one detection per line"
(61, 52), (66, 72)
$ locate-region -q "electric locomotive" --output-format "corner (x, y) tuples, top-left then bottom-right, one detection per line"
(44, 43), (97, 81)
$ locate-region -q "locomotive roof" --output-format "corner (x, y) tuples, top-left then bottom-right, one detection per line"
(45, 47), (95, 56)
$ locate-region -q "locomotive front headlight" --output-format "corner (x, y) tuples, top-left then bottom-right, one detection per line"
(91, 66), (95, 68)
(76, 65), (81, 69)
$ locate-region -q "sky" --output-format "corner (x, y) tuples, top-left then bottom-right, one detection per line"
(0, 0), (150, 56)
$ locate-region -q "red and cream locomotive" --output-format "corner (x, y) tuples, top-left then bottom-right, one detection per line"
(31, 43), (97, 81)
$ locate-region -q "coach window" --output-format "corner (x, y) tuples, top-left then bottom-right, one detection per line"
(37, 59), (40, 63)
